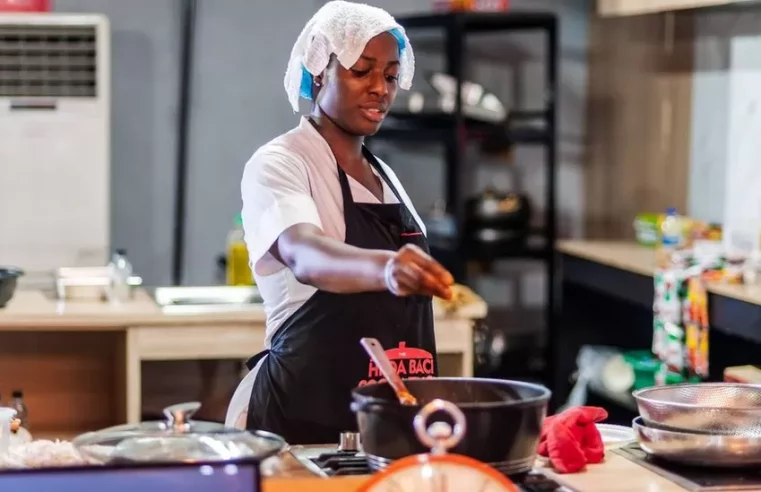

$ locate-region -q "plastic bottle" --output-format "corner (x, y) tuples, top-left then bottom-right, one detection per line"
(226, 215), (254, 286)
(9, 390), (28, 429)
(659, 208), (681, 267)
(108, 249), (133, 303)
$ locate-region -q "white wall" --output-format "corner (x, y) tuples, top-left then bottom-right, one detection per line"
(689, 7), (761, 237)
(54, 0), (184, 285)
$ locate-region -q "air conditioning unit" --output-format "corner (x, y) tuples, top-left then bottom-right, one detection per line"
(0, 13), (111, 284)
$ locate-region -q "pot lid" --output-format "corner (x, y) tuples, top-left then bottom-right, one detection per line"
(72, 402), (286, 464)
(100, 402), (225, 434)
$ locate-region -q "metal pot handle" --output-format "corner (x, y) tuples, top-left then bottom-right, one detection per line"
(163, 401), (201, 431)
(413, 399), (466, 455)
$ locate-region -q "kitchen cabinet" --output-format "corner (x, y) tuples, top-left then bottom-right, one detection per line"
(598, 0), (755, 17)
(0, 289), (480, 435)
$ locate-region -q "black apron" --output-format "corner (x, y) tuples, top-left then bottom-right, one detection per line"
(245, 148), (437, 444)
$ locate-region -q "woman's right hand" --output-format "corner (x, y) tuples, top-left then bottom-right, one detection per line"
(384, 244), (455, 300)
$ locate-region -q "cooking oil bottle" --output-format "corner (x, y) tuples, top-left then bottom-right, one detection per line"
(226, 214), (254, 286)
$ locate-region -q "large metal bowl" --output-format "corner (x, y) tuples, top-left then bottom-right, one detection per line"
(633, 383), (761, 437)
(633, 416), (761, 467)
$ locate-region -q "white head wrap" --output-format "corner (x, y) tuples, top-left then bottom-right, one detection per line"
(284, 1), (415, 113)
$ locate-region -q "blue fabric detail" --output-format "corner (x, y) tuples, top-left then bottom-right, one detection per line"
(299, 28), (406, 103)
(300, 65), (313, 101)
(388, 27), (406, 55)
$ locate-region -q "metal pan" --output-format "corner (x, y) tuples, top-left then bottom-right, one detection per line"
(633, 383), (761, 437)
(633, 416), (761, 467)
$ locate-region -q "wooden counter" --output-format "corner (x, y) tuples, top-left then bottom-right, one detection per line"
(556, 239), (761, 346)
(0, 289), (264, 328)
(261, 454), (685, 492)
(557, 239), (761, 306)
(553, 239), (761, 417)
(541, 454), (683, 492)
(0, 288), (481, 437)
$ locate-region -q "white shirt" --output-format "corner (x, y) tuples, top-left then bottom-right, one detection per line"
(225, 116), (426, 428)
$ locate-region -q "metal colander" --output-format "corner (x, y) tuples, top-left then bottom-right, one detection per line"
(633, 383), (761, 437)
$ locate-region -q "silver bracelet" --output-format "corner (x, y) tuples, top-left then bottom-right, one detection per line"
(384, 259), (399, 295)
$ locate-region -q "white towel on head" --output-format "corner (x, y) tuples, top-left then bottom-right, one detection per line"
(284, 0), (415, 112)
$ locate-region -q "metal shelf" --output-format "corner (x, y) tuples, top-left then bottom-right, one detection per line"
(397, 11), (557, 32)
(372, 111), (550, 146)
(385, 10), (559, 389)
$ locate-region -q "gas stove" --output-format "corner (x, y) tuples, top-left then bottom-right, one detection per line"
(290, 434), (574, 491)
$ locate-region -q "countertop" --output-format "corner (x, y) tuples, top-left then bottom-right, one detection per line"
(558, 240), (761, 307)
(0, 289), (266, 329)
(262, 453), (685, 492)
(0, 287), (487, 329)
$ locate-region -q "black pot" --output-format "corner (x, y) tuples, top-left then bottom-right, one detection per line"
(351, 378), (550, 478)
(0, 267), (23, 308)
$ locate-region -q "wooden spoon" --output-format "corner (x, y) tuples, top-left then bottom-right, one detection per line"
(360, 337), (418, 406)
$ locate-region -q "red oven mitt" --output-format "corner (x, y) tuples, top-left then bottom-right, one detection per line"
(537, 406), (608, 474)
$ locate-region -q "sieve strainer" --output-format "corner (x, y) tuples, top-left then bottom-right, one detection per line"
(633, 383), (761, 437)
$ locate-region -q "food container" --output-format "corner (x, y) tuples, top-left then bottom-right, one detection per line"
(0, 267), (23, 308)
(633, 214), (660, 248)
(351, 377), (550, 479)
(0, 408), (17, 456)
(55, 266), (143, 301)
(72, 402), (286, 464)
(622, 350), (661, 390)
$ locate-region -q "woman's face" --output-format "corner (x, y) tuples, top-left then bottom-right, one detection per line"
(315, 32), (401, 136)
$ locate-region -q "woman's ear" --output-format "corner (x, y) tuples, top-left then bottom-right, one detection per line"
(311, 73), (323, 101)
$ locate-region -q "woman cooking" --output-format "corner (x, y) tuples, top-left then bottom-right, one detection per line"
(225, 1), (455, 444)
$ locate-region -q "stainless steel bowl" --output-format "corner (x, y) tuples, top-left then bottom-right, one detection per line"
(633, 416), (761, 467)
(633, 383), (761, 437)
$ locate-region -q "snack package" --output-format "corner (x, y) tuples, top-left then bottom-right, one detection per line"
(655, 365), (702, 386)
(652, 269), (683, 360)
(652, 317), (666, 361)
(653, 269), (683, 322)
(652, 259), (710, 384)
(683, 276), (709, 378)
(661, 321), (685, 375)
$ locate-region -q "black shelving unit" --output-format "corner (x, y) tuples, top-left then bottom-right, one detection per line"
(368, 11), (559, 387)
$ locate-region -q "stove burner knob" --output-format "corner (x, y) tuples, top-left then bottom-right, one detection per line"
(339, 432), (360, 452)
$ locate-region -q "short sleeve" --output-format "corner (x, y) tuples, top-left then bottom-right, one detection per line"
(240, 148), (322, 273)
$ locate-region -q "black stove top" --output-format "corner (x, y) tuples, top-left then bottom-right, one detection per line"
(616, 443), (761, 491)
(309, 450), (369, 477)
(308, 450), (568, 491)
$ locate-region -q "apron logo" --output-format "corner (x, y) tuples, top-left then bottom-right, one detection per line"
(358, 342), (435, 386)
